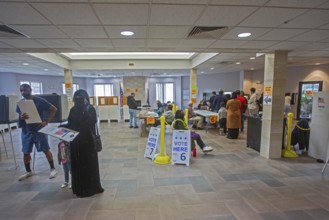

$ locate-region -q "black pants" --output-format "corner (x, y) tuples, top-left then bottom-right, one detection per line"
(218, 118), (227, 133)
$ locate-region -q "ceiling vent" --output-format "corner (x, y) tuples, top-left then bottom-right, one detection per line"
(0, 25), (28, 38)
(187, 26), (229, 39)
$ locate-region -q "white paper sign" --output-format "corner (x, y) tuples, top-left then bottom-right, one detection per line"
(144, 127), (160, 160)
(171, 130), (191, 166)
(17, 100), (42, 124)
(38, 124), (79, 142)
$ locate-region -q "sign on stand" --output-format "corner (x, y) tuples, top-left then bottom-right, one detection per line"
(172, 130), (191, 166)
(144, 127), (160, 160)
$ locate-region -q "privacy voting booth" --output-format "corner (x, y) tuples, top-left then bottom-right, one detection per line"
(0, 95), (19, 167)
(38, 94), (69, 123)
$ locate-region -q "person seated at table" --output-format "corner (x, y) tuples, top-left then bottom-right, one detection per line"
(197, 99), (208, 110)
(218, 102), (227, 134)
(172, 110), (213, 153)
(187, 102), (204, 129)
(154, 104), (175, 126)
(154, 100), (164, 116)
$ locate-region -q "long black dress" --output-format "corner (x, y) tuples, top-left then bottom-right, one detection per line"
(64, 105), (103, 198)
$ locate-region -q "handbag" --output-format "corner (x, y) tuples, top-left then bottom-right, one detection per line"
(92, 124), (102, 152)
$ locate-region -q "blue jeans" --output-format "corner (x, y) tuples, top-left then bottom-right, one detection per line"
(129, 109), (137, 127)
(63, 162), (71, 183)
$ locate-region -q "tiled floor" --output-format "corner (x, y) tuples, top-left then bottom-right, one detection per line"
(1, 122), (329, 220)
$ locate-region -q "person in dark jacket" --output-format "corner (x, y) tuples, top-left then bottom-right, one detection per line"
(61, 89), (104, 198)
(291, 119), (310, 152)
(209, 91), (217, 111)
(172, 110), (213, 153)
(127, 92), (138, 128)
(213, 89), (227, 113)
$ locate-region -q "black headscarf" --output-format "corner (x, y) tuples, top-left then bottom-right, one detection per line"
(73, 89), (90, 110)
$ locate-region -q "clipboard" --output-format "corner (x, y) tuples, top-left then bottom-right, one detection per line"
(38, 125), (79, 142)
(17, 100), (42, 124)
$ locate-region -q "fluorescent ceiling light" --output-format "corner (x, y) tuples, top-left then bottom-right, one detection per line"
(44, 68), (48, 71)
(62, 52), (195, 60)
(23, 63), (29, 65)
(210, 67), (214, 70)
(315, 63), (321, 65)
(236, 62), (241, 64)
(250, 57), (255, 60)
(256, 53), (264, 57)
(250, 68), (255, 70)
(238, 32), (251, 38)
(121, 31), (134, 36)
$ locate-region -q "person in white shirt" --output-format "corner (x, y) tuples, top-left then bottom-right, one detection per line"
(248, 88), (259, 117)
(217, 102), (227, 134)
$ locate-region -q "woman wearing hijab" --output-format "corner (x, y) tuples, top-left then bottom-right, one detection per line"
(61, 89), (104, 198)
(226, 91), (241, 139)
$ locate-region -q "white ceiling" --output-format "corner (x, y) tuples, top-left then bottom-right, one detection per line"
(0, 0), (329, 77)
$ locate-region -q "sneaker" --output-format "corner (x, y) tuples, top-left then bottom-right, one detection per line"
(49, 169), (58, 179)
(68, 184), (72, 189)
(61, 182), (69, 188)
(203, 146), (213, 153)
(18, 171), (33, 181)
(134, 126), (139, 128)
(129, 125), (133, 128)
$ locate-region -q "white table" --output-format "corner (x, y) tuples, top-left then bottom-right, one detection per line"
(194, 110), (218, 132)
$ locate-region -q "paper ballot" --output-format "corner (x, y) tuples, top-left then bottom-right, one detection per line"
(39, 125), (79, 142)
(17, 100), (42, 124)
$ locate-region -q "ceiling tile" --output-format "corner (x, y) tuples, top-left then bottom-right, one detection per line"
(105, 26), (147, 38)
(10, 25), (67, 38)
(240, 41), (278, 49)
(91, 0), (148, 2)
(240, 7), (306, 27)
(0, 39), (47, 48)
(0, 42), (13, 48)
(196, 6), (257, 26)
(147, 39), (180, 48)
(32, 3), (99, 25)
(148, 26), (190, 38)
(210, 0), (267, 5)
(221, 27), (271, 40)
(295, 42), (329, 51)
(256, 29), (308, 41)
(281, 9), (329, 28)
(37, 39), (80, 48)
(318, 2), (329, 8)
(267, 41), (307, 50)
(152, 0), (209, 4)
(112, 39), (146, 48)
(94, 4), (149, 25)
(75, 39), (113, 48)
(176, 39), (216, 48)
(59, 26), (108, 38)
(266, 0), (327, 8)
(320, 23), (329, 29)
(0, 2), (50, 24)
(306, 50), (329, 56)
(150, 5), (204, 25)
(210, 40), (247, 48)
(289, 30), (329, 42)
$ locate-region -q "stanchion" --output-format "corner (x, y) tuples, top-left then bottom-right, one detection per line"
(154, 116), (170, 165)
(282, 112), (298, 158)
(175, 105), (179, 113)
(172, 104), (175, 114)
(184, 109), (189, 125)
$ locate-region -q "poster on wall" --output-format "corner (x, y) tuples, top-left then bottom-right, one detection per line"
(125, 88), (131, 93)
(134, 88), (139, 93)
(318, 96), (325, 110)
(263, 85), (272, 105)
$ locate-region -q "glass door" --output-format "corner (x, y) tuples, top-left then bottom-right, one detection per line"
(297, 81), (323, 120)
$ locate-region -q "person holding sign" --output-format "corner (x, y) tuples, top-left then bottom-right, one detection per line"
(60, 89), (104, 198)
(16, 84), (58, 181)
(172, 110), (213, 153)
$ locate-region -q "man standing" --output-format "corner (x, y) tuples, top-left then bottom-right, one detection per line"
(127, 92), (138, 128)
(213, 89), (227, 113)
(16, 84), (58, 181)
(209, 91), (216, 111)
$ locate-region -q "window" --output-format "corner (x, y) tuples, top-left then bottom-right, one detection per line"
(20, 81), (43, 94)
(62, 83), (79, 95)
(156, 83), (174, 103)
(94, 84), (113, 97)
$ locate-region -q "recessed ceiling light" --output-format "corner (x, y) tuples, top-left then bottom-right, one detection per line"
(250, 57), (255, 60)
(44, 68), (48, 71)
(315, 63), (321, 65)
(210, 67), (214, 70)
(238, 32), (251, 38)
(120, 31), (134, 36)
(23, 63), (29, 66)
(236, 62), (241, 64)
(250, 68), (255, 70)
(201, 71), (204, 74)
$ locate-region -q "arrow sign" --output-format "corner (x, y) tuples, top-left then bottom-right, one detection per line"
(264, 96), (272, 105)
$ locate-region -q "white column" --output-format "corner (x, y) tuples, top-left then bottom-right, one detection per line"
(260, 51), (288, 159)
(64, 69), (73, 108)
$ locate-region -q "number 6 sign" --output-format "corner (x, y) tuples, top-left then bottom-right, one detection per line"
(171, 130), (191, 166)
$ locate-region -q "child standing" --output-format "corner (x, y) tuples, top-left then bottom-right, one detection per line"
(57, 140), (71, 188)
(218, 102), (227, 134)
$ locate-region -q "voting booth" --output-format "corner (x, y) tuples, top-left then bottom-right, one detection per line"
(38, 94), (69, 123)
(0, 95), (19, 124)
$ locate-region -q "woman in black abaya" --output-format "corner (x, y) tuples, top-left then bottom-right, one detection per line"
(63, 89), (104, 198)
